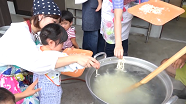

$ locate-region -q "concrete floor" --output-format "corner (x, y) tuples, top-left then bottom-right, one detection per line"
(6, 14), (186, 104)
(161, 18), (186, 43)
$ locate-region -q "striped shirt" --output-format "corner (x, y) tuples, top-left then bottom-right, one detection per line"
(62, 26), (76, 49)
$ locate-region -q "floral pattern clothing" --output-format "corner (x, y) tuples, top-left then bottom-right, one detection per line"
(0, 66), (39, 104)
(100, 0), (133, 44)
(20, 85), (39, 104)
(0, 73), (24, 104)
(0, 30), (40, 104)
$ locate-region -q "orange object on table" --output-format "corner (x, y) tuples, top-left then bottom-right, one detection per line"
(61, 48), (93, 77)
(128, 0), (185, 25)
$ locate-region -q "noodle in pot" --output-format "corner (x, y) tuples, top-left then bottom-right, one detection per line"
(92, 71), (153, 104)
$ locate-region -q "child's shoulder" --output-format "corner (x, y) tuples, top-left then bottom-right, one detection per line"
(70, 26), (75, 31)
(67, 26), (76, 35)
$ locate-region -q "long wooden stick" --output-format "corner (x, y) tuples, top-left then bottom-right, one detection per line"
(124, 46), (186, 92)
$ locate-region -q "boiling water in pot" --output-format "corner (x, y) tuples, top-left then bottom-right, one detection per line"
(91, 64), (166, 104)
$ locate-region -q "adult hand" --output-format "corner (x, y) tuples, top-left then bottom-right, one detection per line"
(95, 0), (102, 12)
(114, 45), (124, 59)
(172, 58), (185, 69)
(76, 55), (100, 69)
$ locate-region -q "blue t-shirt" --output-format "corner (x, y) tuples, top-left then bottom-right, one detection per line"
(113, 0), (124, 9)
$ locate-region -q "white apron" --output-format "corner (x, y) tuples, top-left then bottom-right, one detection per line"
(100, 0), (133, 44)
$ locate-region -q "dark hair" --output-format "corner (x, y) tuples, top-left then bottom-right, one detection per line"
(0, 87), (15, 103)
(30, 14), (61, 29)
(40, 23), (68, 46)
(61, 10), (74, 23)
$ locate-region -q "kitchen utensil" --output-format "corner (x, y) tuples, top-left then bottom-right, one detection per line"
(124, 46), (186, 92)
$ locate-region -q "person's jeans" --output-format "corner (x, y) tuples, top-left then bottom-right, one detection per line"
(105, 39), (128, 57)
(82, 30), (105, 56)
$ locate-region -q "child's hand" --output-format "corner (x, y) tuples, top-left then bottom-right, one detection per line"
(22, 79), (41, 97)
(75, 54), (100, 69)
(96, 0), (102, 12)
(71, 46), (75, 50)
(114, 45), (124, 59)
(14, 79), (41, 102)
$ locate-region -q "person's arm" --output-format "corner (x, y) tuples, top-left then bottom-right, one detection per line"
(180, 54), (186, 61)
(14, 79), (41, 102)
(55, 54), (100, 69)
(0, 23), (100, 75)
(96, 0), (102, 12)
(113, 0), (124, 59)
(70, 38), (79, 49)
(55, 53), (84, 72)
(172, 54), (186, 69)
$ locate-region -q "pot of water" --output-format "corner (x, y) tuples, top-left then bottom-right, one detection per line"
(85, 52), (178, 104)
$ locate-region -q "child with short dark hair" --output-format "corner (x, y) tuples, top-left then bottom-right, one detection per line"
(0, 79), (40, 104)
(60, 10), (79, 49)
(33, 23), (83, 104)
(0, 87), (15, 104)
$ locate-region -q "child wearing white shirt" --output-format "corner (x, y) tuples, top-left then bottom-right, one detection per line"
(33, 23), (84, 104)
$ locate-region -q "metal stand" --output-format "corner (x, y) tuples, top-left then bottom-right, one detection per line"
(131, 22), (152, 43)
(67, 8), (82, 25)
(145, 23), (152, 43)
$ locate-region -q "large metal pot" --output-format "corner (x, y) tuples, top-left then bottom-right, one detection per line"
(85, 52), (178, 104)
